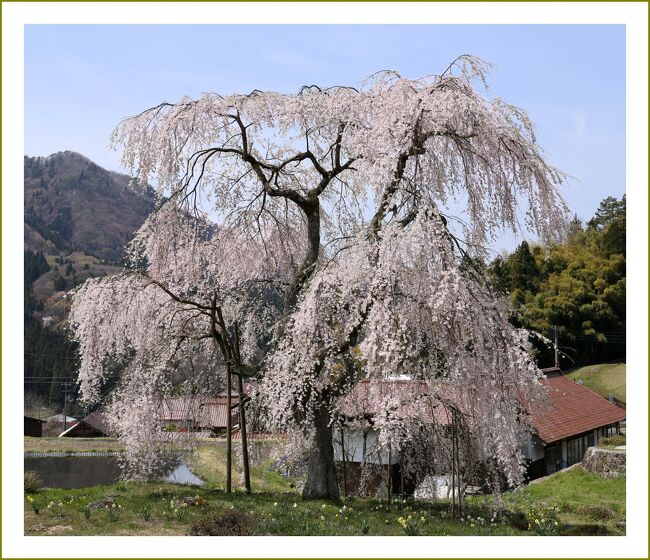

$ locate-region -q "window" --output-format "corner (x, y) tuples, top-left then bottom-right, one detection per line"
(545, 443), (562, 473)
(567, 435), (588, 466)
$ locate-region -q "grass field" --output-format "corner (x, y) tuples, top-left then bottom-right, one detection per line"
(24, 451), (625, 537)
(25, 437), (125, 454)
(565, 362), (626, 403)
(189, 441), (297, 494)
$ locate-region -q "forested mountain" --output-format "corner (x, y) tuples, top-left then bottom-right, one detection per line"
(24, 152), (156, 411)
(489, 195), (626, 368)
(24, 151), (157, 261)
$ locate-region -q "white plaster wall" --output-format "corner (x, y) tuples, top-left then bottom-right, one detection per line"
(334, 428), (399, 465)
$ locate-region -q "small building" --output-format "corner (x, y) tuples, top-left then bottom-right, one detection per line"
(44, 413), (78, 436)
(59, 412), (109, 438)
(336, 369), (627, 495)
(523, 368), (626, 479)
(158, 395), (239, 435)
(24, 415), (46, 437)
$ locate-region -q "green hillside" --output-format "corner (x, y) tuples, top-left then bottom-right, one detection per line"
(565, 362), (626, 403)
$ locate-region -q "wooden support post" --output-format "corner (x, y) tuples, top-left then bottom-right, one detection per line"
(226, 366), (232, 494)
(340, 427), (347, 499)
(387, 445), (392, 503)
(233, 322), (251, 494)
(237, 375), (251, 494)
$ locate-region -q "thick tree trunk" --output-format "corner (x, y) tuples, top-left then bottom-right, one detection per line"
(302, 404), (340, 501)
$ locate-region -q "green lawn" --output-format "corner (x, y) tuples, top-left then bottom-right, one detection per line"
(25, 437), (124, 454)
(189, 440), (297, 494)
(565, 362), (626, 403)
(24, 455), (625, 536)
(483, 467), (626, 535)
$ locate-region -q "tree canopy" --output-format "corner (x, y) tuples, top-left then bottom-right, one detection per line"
(70, 56), (567, 499)
(489, 195), (625, 367)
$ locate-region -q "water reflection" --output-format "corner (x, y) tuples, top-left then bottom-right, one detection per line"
(24, 456), (204, 489)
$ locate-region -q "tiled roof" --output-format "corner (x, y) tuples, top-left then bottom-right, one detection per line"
(339, 379), (452, 424)
(531, 374), (626, 444)
(159, 395), (238, 429)
(83, 411), (109, 434)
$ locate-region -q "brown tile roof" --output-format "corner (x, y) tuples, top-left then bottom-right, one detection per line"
(339, 379), (452, 425)
(83, 411), (109, 434)
(531, 374), (626, 444)
(159, 395), (238, 429)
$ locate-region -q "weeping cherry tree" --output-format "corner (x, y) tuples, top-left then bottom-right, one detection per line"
(70, 56), (566, 500)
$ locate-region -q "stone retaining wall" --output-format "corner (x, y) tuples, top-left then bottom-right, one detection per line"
(581, 447), (626, 479)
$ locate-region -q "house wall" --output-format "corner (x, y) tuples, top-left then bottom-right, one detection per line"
(61, 422), (105, 438)
(334, 428), (400, 465)
(24, 417), (43, 437)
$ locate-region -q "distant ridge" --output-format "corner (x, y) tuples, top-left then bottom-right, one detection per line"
(24, 151), (157, 262)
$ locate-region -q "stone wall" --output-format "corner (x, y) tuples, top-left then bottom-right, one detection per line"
(582, 447), (626, 479)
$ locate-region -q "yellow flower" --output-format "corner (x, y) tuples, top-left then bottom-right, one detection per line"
(293, 503), (297, 508)
(321, 504), (326, 509)
(320, 515), (325, 520)
(26, 495), (33, 502)
(273, 502), (278, 507)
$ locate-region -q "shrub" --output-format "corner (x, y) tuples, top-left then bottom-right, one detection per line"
(83, 508), (92, 520)
(24, 471), (43, 492)
(579, 504), (616, 521)
(560, 523), (612, 536)
(188, 510), (256, 536)
(599, 435), (626, 447)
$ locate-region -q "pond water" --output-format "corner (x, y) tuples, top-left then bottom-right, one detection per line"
(24, 456), (204, 489)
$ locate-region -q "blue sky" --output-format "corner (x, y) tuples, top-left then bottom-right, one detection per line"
(25, 24), (625, 250)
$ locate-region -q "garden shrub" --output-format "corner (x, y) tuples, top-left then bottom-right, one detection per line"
(24, 471), (43, 492)
(560, 524), (613, 536)
(188, 510), (256, 536)
(579, 504), (616, 521)
(599, 435), (626, 447)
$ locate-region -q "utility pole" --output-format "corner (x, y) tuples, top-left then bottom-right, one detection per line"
(60, 381), (73, 432)
(553, 326), (559, 369)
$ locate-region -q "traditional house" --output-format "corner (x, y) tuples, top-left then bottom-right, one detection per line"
(334, 379), (450, 495)
(158, 395), (239, 435)
(44, 413), (78, 436)
(335, 368), (626, 494)
(523, 367), (626, 479)
(24, 415), (46, 437)
(59, 411), (110, 438)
